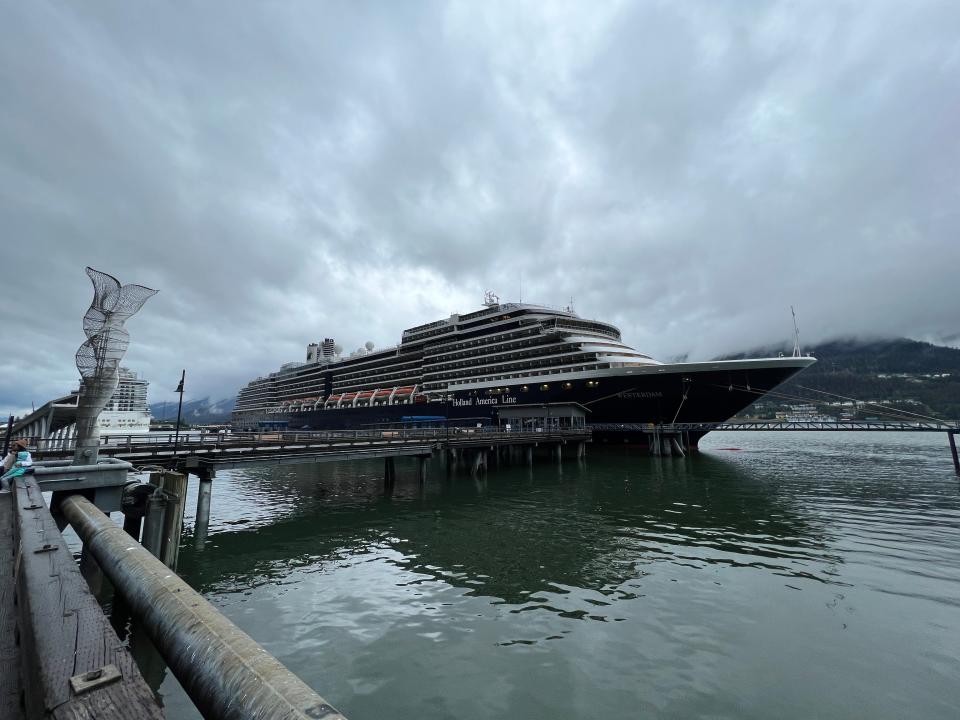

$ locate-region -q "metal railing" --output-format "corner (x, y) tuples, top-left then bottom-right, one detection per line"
(23, 426), (592, 455)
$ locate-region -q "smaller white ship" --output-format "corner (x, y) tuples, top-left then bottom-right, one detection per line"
(94, 367), (152, 434)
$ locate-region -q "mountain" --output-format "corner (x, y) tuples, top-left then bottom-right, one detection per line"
(149, 397), (236, 425)
(723, 338), (960, 421)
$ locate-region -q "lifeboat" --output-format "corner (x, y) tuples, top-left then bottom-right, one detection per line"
(324, 394), (342, 409)
(341, 392), (358, 407)
(355, 390), (375, 407)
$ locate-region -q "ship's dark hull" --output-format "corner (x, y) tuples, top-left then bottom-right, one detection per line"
(258, 359), (812, 448)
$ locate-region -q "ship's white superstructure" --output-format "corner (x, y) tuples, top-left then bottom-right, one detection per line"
(94, 367), (152, 433)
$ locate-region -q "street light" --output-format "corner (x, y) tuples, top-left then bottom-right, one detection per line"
(172, 370), (185, 457)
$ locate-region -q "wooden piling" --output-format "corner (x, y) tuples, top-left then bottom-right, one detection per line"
(160, 472), (188, 569)
(141, 489), (167, 559)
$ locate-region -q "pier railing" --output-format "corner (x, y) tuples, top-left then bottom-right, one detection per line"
(22, 426), (591, 453)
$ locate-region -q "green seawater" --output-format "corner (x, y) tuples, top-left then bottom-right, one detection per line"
(148, 431), (960, 719)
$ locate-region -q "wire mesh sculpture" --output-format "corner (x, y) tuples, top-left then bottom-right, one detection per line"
(73, 267), (158, 464)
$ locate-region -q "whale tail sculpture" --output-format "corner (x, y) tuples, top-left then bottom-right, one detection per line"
(73, 267), (157, 465)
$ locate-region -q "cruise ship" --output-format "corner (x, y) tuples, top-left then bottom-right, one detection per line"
(93, 367), (152, 434)
(232, 294), (815, 445)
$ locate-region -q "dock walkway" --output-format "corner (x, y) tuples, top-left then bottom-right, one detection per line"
(25, 428), (592, 476)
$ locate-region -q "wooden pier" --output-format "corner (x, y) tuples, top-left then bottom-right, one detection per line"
(23, 427), (592, 477)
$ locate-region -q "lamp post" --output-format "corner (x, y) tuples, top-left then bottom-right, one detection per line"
(172, 370), (185, 457)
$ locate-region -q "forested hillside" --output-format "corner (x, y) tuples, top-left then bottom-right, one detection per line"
(728, 338), (960, 421)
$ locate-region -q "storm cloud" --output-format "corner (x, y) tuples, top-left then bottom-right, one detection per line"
(2, 1), (958, 412)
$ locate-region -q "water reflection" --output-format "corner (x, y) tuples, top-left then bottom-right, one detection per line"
(177, 449), (840, 606)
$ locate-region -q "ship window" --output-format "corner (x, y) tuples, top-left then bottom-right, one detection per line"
(540, 384), (549, 391)
(521, 385), (529, 392)
(563, 382), (573, 390)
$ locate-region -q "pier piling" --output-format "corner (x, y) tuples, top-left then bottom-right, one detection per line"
(141, 488), (167, 559)
(195, 470), (214, 544)
(159, 472), (188, 569)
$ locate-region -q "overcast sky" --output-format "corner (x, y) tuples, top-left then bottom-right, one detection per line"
(2, 1), (958, 413)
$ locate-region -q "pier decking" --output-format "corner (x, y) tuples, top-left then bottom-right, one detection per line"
(23, 427), (592, 475)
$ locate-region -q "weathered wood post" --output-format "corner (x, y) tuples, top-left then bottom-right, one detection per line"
(159, 471), (188, 569)
(141, 471), (188, 568)
(141, 489), (167, 558)
(526, 445), (533, 466)
(418, 456), (428, 484)
(384, 456), (396, 486)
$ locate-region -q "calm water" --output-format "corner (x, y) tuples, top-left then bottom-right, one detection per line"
(142, 432), (960, 719)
